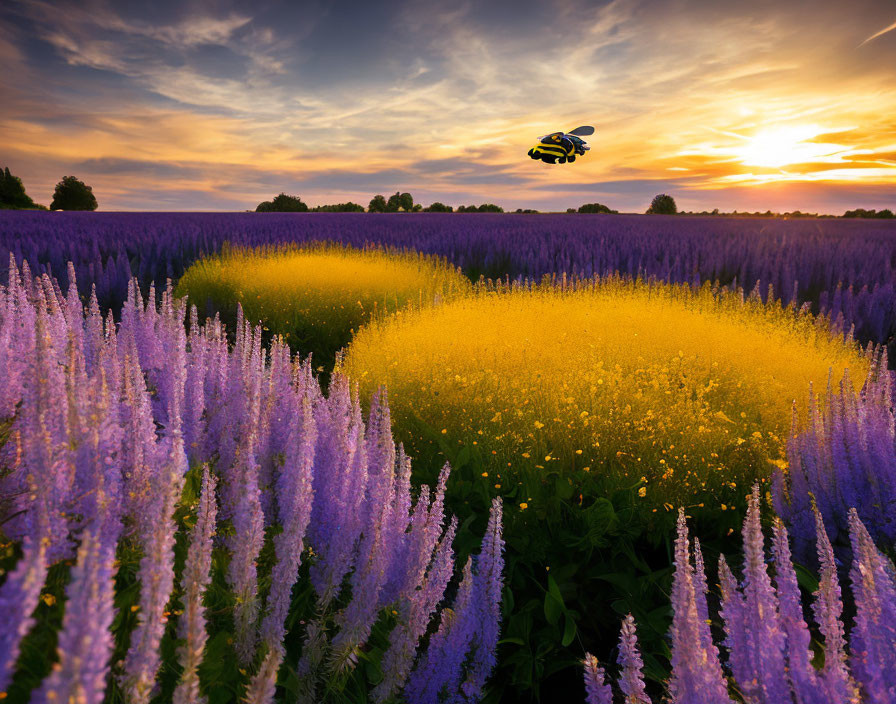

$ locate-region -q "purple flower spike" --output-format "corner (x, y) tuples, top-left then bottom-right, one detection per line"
(668, 509), (732, 704)
(259, 395), (316, 652)
(771, 520), (825, 704)
(243, 649), (283, 704)
(583, 653), (614, 704)
(847, 509), (896, 703)
(373, 517), (458, 702)
(462, 497), (505, 701)
(404, 557), (477, 704)
(173, 467), (218, 704)
(0, 538), (48, 693)
(618, 614), (650, 704)
(33, 530), (117, 704)
(734, 485), (789, 703)
(812, 504), (858, 703)
(120, 452), (183, 704)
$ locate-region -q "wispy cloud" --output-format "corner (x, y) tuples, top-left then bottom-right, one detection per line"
(1, 0), (895, 213)
(859, 18), (896, 46)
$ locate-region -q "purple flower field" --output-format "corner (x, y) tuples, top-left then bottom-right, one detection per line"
(0, 213), (895, 703)
(584, 489), (896, 704)
(0, 263), (504, 703)
(2, 211), (896, 347)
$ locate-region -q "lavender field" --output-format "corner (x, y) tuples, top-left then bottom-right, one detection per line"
(2, 212), (896, 347)
(1, 213), (895, 704)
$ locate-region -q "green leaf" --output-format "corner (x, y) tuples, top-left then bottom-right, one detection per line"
(546, 575), (564, 605)
(561, 612), (577, 646)
(554, 476), (575, 501)
(544, 591), (563, 625)
(795, 562), (820, 594)
(498, 637), (526, 646)
(454, 444), (472, 470)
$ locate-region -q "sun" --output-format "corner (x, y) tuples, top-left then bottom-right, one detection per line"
(734, 125), (846, 168)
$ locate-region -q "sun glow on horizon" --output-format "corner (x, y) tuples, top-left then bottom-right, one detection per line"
(673, 118), (895, 192)
(734, 124), (853, 168)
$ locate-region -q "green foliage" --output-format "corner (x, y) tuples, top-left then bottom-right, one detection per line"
(49, 175), (98, 211)
(255, 193), (309, 212)
(368, 195), (387, 213)
(0, 166), (38, 209)
(843, 208), (895, 219)
(456, 204), (504, 213)
(577, 203), (617, 214)
(424, 202), (453, 212)
(311, 202), (365, 212)
(646, 194), (676, 215)
(385, 192), (414, 212)
(396, 415), (738, 702)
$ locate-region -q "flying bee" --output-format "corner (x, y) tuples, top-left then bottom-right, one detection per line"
(527, 125), (594, 164)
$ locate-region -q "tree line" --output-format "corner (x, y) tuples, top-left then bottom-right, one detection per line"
(254, 191), (621, 214)
(1, 167), (98, 210)
(2, 167), (892, 218)
(255, 192), (508, 213)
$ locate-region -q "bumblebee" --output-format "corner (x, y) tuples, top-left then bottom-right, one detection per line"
(527, 125), (593, 165)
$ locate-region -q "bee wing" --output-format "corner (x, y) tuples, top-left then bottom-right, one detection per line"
(568, 125), (595, 136)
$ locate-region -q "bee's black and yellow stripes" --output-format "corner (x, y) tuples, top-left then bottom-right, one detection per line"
(528, 132), (577, 163)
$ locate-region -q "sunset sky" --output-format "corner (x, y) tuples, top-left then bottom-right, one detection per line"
(1, 0), (895, 213)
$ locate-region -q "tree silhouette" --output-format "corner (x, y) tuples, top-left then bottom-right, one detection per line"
(50, 175), (97, 211)
(383, 192), (415, 212)
(0, 166), (37, 209)
(368, 194), (387, 212)
(255, 193), (308, 212)
(843, 208), (894, 219)
(311, 202), (364, 212)
(646, 193), (677, 215)
(577, 202), (617, 214)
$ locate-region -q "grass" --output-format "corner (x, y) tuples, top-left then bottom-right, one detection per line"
(175, 243), (471, 372)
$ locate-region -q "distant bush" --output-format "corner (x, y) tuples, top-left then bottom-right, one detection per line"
(515, 208), (540, 214)
(368, 194), (387, 213)
(311, 202), (364, 212)
(255, 193), (308, 212)
(457, 204), (504, 213)
(843, 208), (894, 219)
(386, 192), (415, 212)
(424, 202), (454, 212)
(577, 203), (617, 214)
(50, 175), (97, 211)
(646, 194), (677, 215)
(0, 166), (38, 209)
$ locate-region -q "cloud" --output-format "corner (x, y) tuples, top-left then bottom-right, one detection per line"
(71, 157), (205, 180)
(859, 18), (896, 46)
(2, 0), (896, 213)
